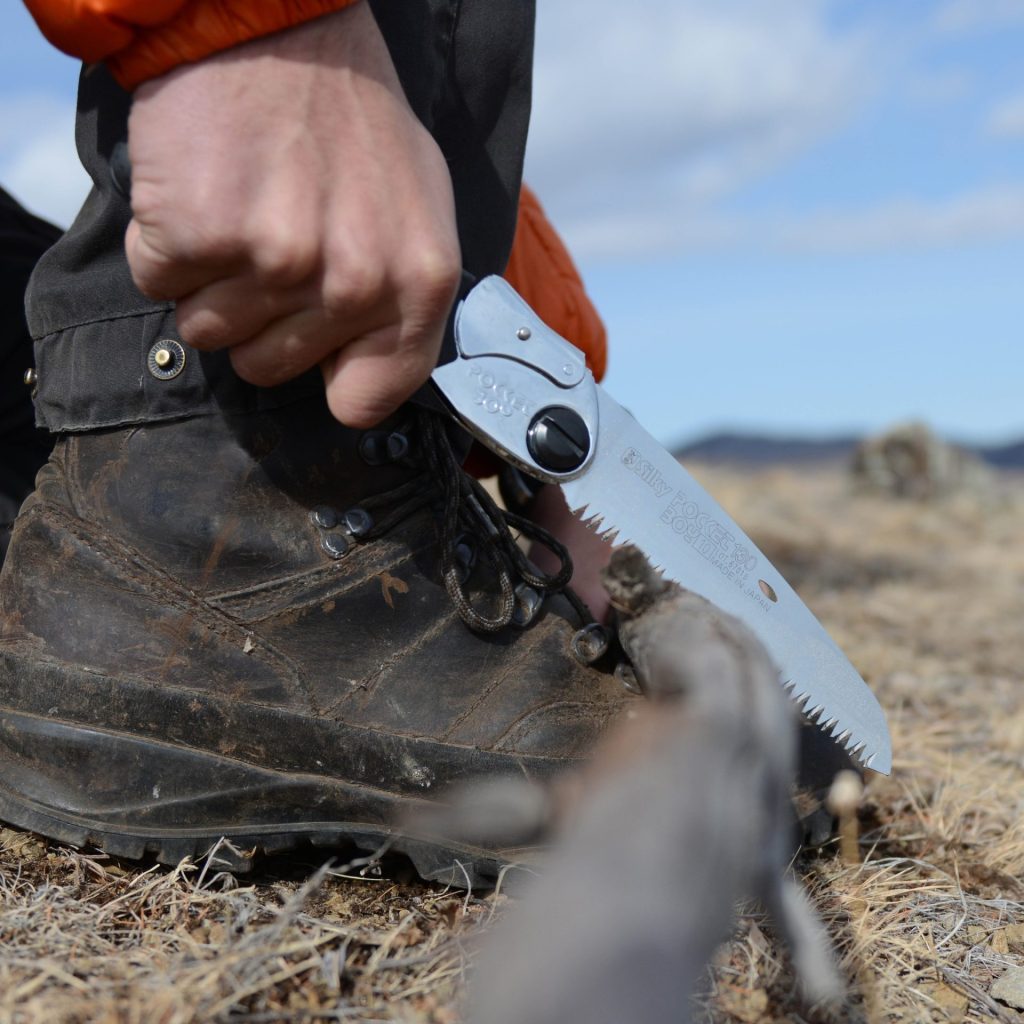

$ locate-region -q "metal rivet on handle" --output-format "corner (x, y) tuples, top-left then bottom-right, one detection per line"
(516, 327), (532, 341)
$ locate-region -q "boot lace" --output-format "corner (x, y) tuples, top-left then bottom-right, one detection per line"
(357, 409), (594, 634)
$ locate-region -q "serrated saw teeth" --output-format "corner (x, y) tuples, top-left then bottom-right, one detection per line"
(805, 704), (826, 723)
(434, 275), (892, 776)
(847, 740), (868, 760)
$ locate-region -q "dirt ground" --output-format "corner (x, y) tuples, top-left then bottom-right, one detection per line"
(1, 460), (1022, 1023)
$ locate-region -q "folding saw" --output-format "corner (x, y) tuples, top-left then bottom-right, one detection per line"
(431, 276), (892, 774)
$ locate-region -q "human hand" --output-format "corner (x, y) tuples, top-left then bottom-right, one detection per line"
(125, 4), (461, 427)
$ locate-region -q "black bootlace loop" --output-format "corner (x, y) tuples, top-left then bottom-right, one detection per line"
(416, 411), (585, 633)
(350, 410), (593, 634)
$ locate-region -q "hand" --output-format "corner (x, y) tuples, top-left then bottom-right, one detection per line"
(125, 4), (461, 428)
(528, 485), (614, 622)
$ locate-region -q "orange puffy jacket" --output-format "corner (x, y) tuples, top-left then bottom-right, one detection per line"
(23, 0), (607, 384)
(23, 0), (359, 89)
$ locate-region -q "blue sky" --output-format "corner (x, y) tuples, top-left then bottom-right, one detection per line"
(2, 1), (1023, 447)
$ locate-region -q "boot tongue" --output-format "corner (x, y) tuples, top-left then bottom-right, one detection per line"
(61, 400), (422, 595)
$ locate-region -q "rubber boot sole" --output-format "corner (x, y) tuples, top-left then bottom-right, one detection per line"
(0, 650), (538, 888)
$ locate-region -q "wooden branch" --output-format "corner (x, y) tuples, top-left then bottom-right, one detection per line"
(470, 546), (842, 1024)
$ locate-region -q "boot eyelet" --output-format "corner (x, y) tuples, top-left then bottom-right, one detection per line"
(359, 433), (386, 465)
(321, 533), (350, 559)
(386, 432), (410, 461)
(571, 624), (610, 665)
(359, 430), (410, 465)
(311, 506), (339, 530)
(615, 661), (643, 695)
(147, 340), (186, 381)
(343, 508), (373, 538)
(454, 535), (476, 583)
(512, 583), (543, 628)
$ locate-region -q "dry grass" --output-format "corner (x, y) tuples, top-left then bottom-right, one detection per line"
(695, 463), (1024, 1023)
(2, 462), (1023, 1022)
(0, 835), (493, 1023)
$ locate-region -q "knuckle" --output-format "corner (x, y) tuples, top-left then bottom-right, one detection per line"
(127, 240), (172, 299)
(326, 386), (397, 431)
(250, 228), (316, 286)
(228, 346), (276, 387)
(128, 221), (234, 299)
(174, 304), (232, 351)
(230, 326), (325, 389)
(322, 262), (385, 317)
(405, 245), (461, 308)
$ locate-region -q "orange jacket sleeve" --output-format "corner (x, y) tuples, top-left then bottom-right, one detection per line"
(503, 184), (607, 383)
(23, 0), (358, 89)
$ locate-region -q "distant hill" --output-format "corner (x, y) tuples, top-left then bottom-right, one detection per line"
(976, 441), (1024, 469)
(674, 432), (860, 466)
(674, 432), (1024, 469)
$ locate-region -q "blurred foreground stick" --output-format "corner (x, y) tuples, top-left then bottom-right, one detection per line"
(469, 546), (843, 1024)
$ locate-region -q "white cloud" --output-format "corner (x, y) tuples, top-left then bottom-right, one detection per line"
(551, 184), (1024, 259)
(934, 0), (1024, 33)
(0, 94), (90, 228)
(773, 185), (1024, 251)
(526, 0), (871, 260)
(986, 92), (1024, 138)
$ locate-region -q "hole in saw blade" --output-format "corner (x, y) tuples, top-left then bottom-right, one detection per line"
(758, 579), (778, 603)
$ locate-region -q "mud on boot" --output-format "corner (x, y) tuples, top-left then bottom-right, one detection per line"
(0, 399), (634, 886)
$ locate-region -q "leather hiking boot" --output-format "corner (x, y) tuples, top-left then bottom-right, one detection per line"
(0, 400), (634, 885)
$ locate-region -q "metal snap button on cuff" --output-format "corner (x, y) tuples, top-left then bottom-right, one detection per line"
(147, 340), (187, 381)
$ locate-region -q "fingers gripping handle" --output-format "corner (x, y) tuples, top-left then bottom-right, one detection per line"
(109, 137), (468, 392)
(109, 143), (590, 476)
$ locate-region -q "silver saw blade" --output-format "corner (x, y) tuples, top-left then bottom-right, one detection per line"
(561, 389), (892, 774)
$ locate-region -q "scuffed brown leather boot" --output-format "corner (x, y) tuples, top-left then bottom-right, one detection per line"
(0, 399), (633, 884)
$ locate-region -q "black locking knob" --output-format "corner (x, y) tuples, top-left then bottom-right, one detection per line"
(527, 406), (591, 473)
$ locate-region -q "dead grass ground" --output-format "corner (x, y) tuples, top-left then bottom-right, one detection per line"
(695, 463), (1024, 1024)
(1, 463), (1022, 1023)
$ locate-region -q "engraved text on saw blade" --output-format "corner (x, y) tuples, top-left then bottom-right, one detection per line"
(469, 365), (533, 418)
(621, 447), (773, 613)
